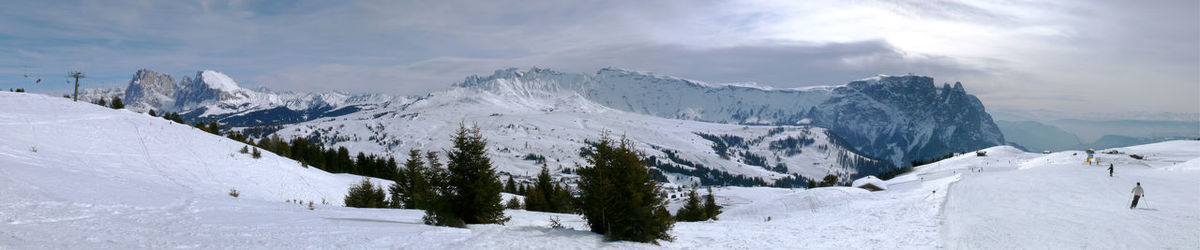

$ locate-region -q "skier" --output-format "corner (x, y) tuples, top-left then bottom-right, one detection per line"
(1130, 182), (1145, 209)
(1108, 164), (1114, 177)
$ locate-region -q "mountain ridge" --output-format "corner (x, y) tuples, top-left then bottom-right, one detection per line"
(450, 68), (1005, 165)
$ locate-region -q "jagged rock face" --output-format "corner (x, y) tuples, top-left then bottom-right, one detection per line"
(174, 71), (247, 111)
(123, 69), (178, 111)
(811, 76), (1005, 164)
(455, 68), (1006, 165)
(121, 69), (238, 112)
(115, 69), (395, 126)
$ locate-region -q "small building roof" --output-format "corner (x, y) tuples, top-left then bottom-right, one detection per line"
(852, 176), (888, 191)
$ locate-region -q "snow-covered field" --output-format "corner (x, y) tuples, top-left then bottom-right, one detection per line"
(2, 92), (1197, 249)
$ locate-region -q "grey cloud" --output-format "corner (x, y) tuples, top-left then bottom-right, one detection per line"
(259, 40), (988, 95)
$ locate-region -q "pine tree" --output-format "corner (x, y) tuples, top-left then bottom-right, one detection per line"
(344, 178), (387, 208)
(95, 97), (106, 107)
(239, 145), (249, 154)
(251, 147), (262, 159)
(506, 196), (522, 209)
(526, 163), (558, 213)
(504, 176), (517, 194)
(207, 121), (220, 135)
(553, 182), (574, 213)
(420, 152), (464, 227)
(148, 109), (157, 117)
(524, 185), (548, 212)
(390, 149), (433, 209)
(576, 135), (674, 243)
(445, 123), (508, 224)
(703, 186), (721, 220)
(109, 96), (124, 109)
(675, 187), (706, 222)
(820, 174), (839, 187)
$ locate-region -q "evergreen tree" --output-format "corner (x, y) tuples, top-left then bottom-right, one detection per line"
(703, 186), (721, 220)
(390, 149), (433, 209)
(524, 184), (548, 212)
(820, 174), (839, 187)
(148, 109), (157, 117)
(576, 135), (674, 243)
(335, 146), (351, 173)
(553, 182), (574, 213)
(206, 121), (219, 135)
(420, 152), (464, 227)
(95, 97), (106, 107)
(109, 96), (124, 109)
(525, 164), (560, 213)
(251, 147), (262, 159)
(344, 178), (387, 208)
(239, 145), (249, 154)
(504, 176), (517, 194)
(675, 187), (706, 222)
(506, 196), (523, 209)
(525, 163), (571, 212)
(445, 123), (508, 224)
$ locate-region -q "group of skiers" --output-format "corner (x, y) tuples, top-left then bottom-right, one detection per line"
(1094, 158), (1145, 209)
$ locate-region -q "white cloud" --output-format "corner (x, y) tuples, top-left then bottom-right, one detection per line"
(1, 0), (1195, 116)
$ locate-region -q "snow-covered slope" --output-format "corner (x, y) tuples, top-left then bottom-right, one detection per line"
(275, 80), (889, 184)
(908, 141), (1200, 249)
(0, 92), (375, 206)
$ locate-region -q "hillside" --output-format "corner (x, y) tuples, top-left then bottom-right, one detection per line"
(0, 92), (376, 206)
(273, 79), (890, 185)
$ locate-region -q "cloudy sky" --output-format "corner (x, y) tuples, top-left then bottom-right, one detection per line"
(2, 0), (1197, 119)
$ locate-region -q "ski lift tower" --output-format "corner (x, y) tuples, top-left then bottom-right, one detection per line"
(68, 71), (85, 102)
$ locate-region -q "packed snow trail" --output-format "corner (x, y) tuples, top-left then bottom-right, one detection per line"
(936, 142), (1200, 248)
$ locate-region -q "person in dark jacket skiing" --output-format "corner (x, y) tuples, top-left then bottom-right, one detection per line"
(1130, 182), (1145, 209)
(1108, 164), (1114, 177)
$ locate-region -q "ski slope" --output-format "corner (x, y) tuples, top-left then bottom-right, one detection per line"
(2, 92), (1197, 249)
(935, 142), (1200, 249)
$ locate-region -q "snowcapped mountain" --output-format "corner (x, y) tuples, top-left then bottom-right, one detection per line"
(273, 69), (892, 185)
(123, 68), (177, 109)
(453, 68), (1004, 165)
(82, 67), (1001, 183)
(101, 68), (401, 126)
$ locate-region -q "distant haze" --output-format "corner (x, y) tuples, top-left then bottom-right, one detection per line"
(2, 0), (1196, 119)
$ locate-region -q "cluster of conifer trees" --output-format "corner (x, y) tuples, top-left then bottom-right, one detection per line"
(343, 128), (681, 244)
(92, 96), (123, 109)
(346, 124), (508, 227)
(253, 135), (399, 180)
(511, 164), (574, 213)
(147, 109), (185, 124)
(674, 186), (721, 222)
